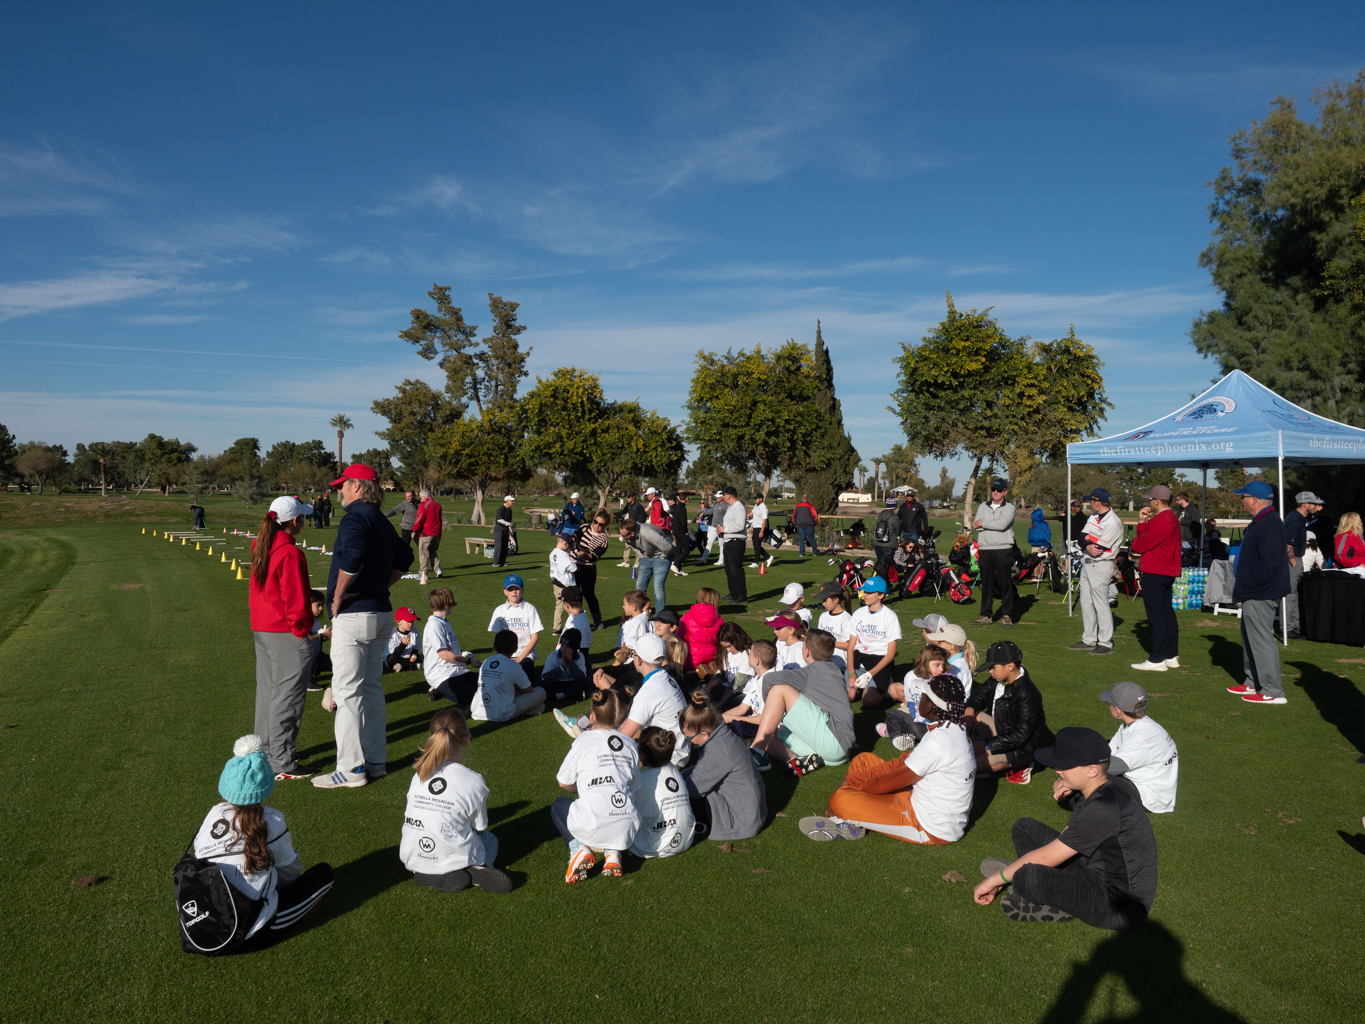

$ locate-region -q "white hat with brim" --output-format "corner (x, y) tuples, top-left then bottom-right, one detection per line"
(632, 633), (666, 665)
(269, 495), (312, 521)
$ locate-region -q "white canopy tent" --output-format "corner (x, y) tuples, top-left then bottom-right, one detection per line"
(1064, 370), (1365, 642)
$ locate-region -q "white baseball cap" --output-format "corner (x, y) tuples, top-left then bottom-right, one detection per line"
(570, 492), (580, 499)
(645, 486), (658, 495)
(503, 495), (515, 502)
(781, 582), (805, 604)
(632, 633), (666, 665)
(269, 495), (312, 521)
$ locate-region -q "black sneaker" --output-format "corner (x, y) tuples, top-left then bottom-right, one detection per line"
(750, 747), (772, 772)
(1066, 641), (1096, 651)
(466, 865), (514, 894)
(306, 682), (325, 692)
(428, 689), (441, 702)
(785, 753), (825, 778)
(415, 870), (471, 893)
(1090, 644), (1114, 656)
(1000, 890), (1074, 922)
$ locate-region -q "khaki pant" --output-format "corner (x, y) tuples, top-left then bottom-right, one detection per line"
(552, 580), (567, 632)
(975, 713), (1010, 771)
(331, 611), (394, 773)
(418, 534), (442, 577)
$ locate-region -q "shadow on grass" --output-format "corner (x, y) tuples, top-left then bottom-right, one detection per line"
(1204, 632), (1245, 680)
(1338, 829), (1365, 856)
(1012, 592), (1039, 622)
(1290, 660), (1365, 753)
(291, 845), (409, 937)
(1040, 921), (1247, 1023)
(967, 773), (999, 832)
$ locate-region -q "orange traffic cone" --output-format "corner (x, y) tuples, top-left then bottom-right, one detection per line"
(759, 560), (766, 574)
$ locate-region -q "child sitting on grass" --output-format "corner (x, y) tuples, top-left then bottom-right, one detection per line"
(767, 612), (808, 670)
(423, 588), (479, 705)
(779, 582), (813, 625)
(843, 576), (901, 710)
(680, 588), (723, 670)
(308, 589), (331, 691)
(813, 581), (851, 672)
(400, 708), (513, 894)
(721, 639), (777, 739)
(542, 629), (590, 702)
(876, 645), (950, 752)
(488, 574), (543, 673)
(923, 621), (978, 691)
(629, 726), (696, 860)
(559, 587), (592, 658)
(386, 606), (423, 673)
(680, 689), (767, 842)
(618, 590), (651, 651)
(553, 688), (641, 883)
(472, 630), (547, 722)
(716, 622), (755, 690)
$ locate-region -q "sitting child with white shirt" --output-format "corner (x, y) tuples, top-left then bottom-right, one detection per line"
(400, 708), (513, 893)
(559, 587), (592, 660)
(877, 645), (950, 752)
(553, 688), (641, 883)
(629, 726), (696, 860)
(471, 630), (547, 722)
(423, 589), (479, 705)
(616, 590), (651, 659)
(721, 639), (777, 740)
(1096, 681), (1178, 813)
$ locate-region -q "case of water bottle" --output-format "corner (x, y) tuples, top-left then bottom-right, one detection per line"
(1172, 567), (1208, 610)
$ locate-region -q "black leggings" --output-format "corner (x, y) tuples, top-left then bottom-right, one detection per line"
(575, 562), (603, 626)
(1140, 573), (1178, 662)
(244, 863), (334, 948)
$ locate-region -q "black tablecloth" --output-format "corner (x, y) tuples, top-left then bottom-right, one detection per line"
(1299, 571), (1365, 646)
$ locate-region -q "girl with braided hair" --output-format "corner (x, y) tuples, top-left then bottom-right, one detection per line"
(808, 675), (975, 844)
(679, 689), (767, 842)
(400, 708), (513, 893)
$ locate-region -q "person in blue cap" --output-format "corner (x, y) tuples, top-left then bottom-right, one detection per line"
(190, 735), (334, 946)
(1068, 489), (1123, 656)
(488, 573), (545, 676)
(1227, 481), (1290, 704)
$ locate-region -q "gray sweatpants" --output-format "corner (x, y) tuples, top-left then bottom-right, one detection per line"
(1078, 558), (1115, 646)
(1240, 598), (1284, 699)
(253, 631), (314, 773)
(331, 611), (394, 774)
(1285, 560), (1303, 634)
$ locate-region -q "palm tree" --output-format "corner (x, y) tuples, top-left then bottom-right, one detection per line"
(330, 414), (353, 470)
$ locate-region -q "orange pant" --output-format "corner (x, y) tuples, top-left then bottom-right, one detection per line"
(827, 752), (949, 845)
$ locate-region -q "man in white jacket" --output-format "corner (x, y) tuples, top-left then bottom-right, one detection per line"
(973, 478), (1018, 628)
(1069, 488), (1124, 656)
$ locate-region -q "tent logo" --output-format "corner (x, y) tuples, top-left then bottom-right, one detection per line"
(1124, 431), (1153, 440)
(1175, 396), (1236, 422)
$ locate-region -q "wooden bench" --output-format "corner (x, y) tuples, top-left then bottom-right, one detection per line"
(465, 536), (495, 555)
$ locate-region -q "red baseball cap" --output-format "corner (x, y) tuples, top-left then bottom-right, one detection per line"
(330, 463), (377, 488)
(395, 606), (418, 623)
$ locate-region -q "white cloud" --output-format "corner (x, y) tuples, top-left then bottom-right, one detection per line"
(119, 313), (212, 325)
(0, 141), (136, 217)
(0, 270), (178, 318)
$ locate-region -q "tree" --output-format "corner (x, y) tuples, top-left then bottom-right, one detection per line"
(782, 322), (860, 512)
(401, 287), (533, 524)
(874, 443), (924, 499)
(263, 440), (337, 494)
(221, 438), (261, 483)
(371, 378), (462, 487)
(1326, 190), (1365, 318)
(0, 424), (21, 487)
(329, 414), (354, 470)
(891, 295), (1110, 526)
(925, 465), (957, 503)
(521, 367), (685, 511)
(1191, 73), (1365, 426)
(684, 340), (824, 501)
(15, 442), (67, 494)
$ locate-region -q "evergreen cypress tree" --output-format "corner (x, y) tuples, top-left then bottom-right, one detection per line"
(796, 321), (860, 513)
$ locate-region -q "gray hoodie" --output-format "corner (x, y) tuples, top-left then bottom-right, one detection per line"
(627, 523), (676, 560)
(975, 500), (1017, 550)
(684, 724), (767, 841)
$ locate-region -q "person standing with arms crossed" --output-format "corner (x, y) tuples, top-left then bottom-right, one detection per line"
(413, 488), (443, 586)
(1226, 481), (1291, 705)
(1130, 485), (1182, 672)
(314, 464), (414, 789)
(973, 478), (1017, 628)
(492, 495), (516, 568)
(385, 488), (419, 544)
(719, 487), (748, 603)
(1069, 488), (1123, 656)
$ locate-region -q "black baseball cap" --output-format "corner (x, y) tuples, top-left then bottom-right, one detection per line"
(814, 581), (844, 602)
(1034, 727), (1111, 770)
(721, 486), (738, 496)
(651, 609), (681, 626)
(990, 478), (1009, 491)
(981, 639), (1023, 667)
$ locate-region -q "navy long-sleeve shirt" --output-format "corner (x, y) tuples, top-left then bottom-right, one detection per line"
(1232, 507), (1291, 603)
(326, 499), (413, 616)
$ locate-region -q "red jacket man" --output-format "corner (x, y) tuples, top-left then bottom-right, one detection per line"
(1131, 502), (1181, 576)
(412, 489), (444, 583)
(412, 495), (443, 538)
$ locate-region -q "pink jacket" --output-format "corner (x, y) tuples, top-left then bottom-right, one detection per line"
(680, 603), (723, 669)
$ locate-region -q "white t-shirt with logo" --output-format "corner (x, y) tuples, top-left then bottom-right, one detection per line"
(619, 611), (651, 649)
(423, 615), (470, 687)
(777, 639), (806, 671)
(1110, 716), (1179, 813)
(193, 803), (297, 938)
(488, 601), (544, 662)
(849, 604), (902, 656)
(901, 670), (934, 724)
(555, 729), (641, 851)
(724, 649), (753, 686)
(550, 548), (578, 587)
(471, 654), (532, 722)
(627, 669), (691, 766)
(818, 609), (853, 644)
(562, 610), (592, 653)
(399, 761), (490, 874)
(906, 724), (976, 842)
(740, 669), (771, 715)
(630, 763), (696, 859)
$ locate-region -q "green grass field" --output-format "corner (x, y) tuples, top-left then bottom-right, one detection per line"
(2, 492), (1363, 1023)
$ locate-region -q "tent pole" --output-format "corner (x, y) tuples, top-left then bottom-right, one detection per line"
(1199, 466), (1207, 570)
(1067, 462), (1073, 618)
(1279, 435), (1287, 647)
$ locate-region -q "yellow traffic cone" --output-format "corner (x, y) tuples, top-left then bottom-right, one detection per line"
(181, 537), (187, 546)
(196, 542), (201, 550)
(236, 566), (245, 580)
(207, 546), (213, 556)
(221, 553), (227, 563)
(142, 527), (146, 535)
(230, 559), (237, 570)
(151, 529), (156, 536)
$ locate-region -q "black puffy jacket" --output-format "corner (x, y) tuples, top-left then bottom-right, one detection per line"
(966, 667), (1047, 761)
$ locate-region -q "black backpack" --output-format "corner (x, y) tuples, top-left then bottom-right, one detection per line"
(172, 834), (267, 956)
(873, 513), (895, 545)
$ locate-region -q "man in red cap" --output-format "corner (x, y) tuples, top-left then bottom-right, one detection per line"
(314, 464), (414, 789)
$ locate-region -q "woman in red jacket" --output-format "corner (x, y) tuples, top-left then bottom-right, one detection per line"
(1129, 485), (1183, 672)
(680, 587), (724, 670)
(1335, 512), (1365, 568)
(249, 496), (316, 782)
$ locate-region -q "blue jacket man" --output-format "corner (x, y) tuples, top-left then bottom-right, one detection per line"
(1229, 481), (1290, 706)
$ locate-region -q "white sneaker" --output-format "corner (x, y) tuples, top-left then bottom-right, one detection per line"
(616, 562), (631, 568)
(1131, 660), (1168, 672)
(1164, 657), (1180, 668)
(322, 687), (336, 713)
(748, 562), (760, 569)
(552, 708), (581, 738)
(311, 767), (367, 789)
(892, 735), (916, 752)
(766, 555), (774, 567)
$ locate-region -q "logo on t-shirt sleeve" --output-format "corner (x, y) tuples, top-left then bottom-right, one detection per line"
(665, 777), (680, 793)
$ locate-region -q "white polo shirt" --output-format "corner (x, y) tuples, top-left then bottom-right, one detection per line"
(1110, 716), (1178, 813)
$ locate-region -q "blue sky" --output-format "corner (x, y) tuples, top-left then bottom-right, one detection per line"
(2, 3), (1362, 484)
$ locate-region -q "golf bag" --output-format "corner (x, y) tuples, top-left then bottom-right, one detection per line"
(1115, 549), (1140, 597)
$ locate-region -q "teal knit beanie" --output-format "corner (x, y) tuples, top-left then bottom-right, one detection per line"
(218, 735), (275, 805)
